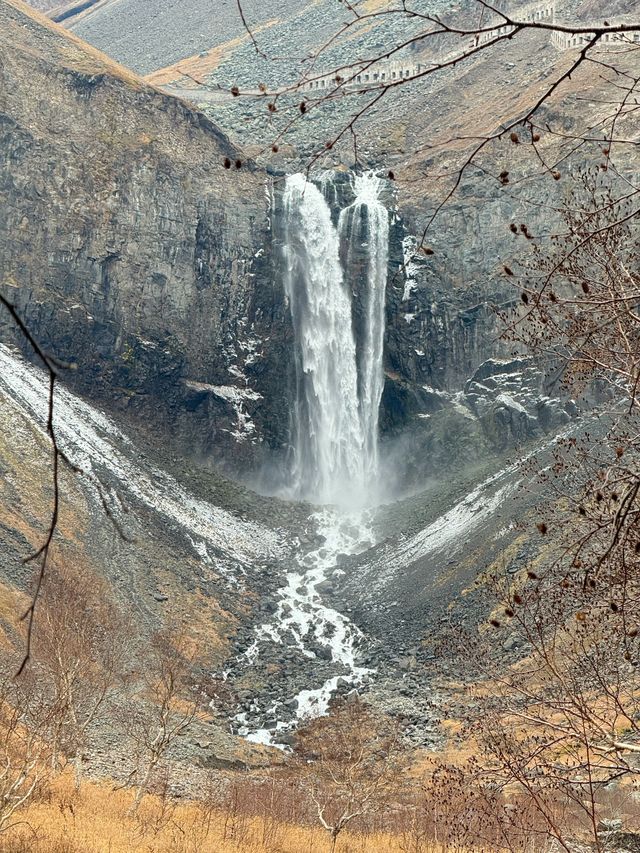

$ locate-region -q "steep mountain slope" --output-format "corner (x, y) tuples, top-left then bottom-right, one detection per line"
(0, 338), (560, 749)
(2, 0), (632, 772)
(2, 0), (604, 493)
(0, 341), (298, 769)
(24, 0), (62, 7)
(63, 0), (314, 74)
(0, 0), (297, 476)
(0, 0), (533, 494)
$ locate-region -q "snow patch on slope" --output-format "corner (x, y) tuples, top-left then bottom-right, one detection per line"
(356, 466), (517, 595)
(0, 345), (282, 578)
(401, 235), (419, 302)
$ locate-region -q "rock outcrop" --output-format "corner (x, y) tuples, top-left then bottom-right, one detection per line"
(0, 0), (295, 476)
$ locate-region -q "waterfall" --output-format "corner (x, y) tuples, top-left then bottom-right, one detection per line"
(339, 173), (389, 487)
(238, 172), (389, 742)
(282, 172), (389, 506)
(283, 173), (365, 505)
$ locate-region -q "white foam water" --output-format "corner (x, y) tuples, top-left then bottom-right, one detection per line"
(282, 173), (366, 506)
(237, 507), (375, 745)
(236, 172), (391, 745)
(282, 172), (390, 506)
(339, 171), (389, 492)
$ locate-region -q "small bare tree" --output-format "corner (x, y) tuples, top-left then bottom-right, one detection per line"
(26, 561), (130, 788)
(126, 630), (199, 814)
(294, 697), (406, 853)
(465, 170), (640, 850)
(0, 676), (54, 834)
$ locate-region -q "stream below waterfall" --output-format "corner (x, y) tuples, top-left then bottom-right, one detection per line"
(234, 170), (391, 744)
(0, 168), (393, 750)
(236, 507), (377, 745)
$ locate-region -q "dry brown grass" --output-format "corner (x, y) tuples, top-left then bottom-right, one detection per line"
(0, 773), (482, 853)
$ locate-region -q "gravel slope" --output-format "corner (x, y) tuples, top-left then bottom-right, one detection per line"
(66, 0), (315, 74)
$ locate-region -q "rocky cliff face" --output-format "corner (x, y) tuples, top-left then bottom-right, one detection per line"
(0, 0), (299, 477)
(0, 0), (615, 749)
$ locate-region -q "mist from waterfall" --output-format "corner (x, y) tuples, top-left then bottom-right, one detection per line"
(282, 172), (389, 507)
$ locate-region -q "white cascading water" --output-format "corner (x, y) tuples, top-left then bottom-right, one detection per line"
(339, 172), (389, 489)
(236, 172), (390, 745)
(282, 173), (365, 505)
(282, 171), (389, 504)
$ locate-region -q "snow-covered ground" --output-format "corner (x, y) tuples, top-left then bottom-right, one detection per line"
(0, 345), (283, 579)
(357, 466), (519, 599)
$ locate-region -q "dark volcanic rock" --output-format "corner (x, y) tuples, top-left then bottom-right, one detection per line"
(0, 3), (592, 513)
(465, 356), (573, 450)
(0, 0), (294, 477)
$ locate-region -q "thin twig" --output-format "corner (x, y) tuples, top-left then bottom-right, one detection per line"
(0, 294), (62, 676)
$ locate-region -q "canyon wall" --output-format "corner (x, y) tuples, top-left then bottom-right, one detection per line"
(0, 0), (297, 475)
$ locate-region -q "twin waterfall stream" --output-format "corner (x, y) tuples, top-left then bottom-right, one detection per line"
(282, 172), (389, 506)
(237, 172), (391, 745)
